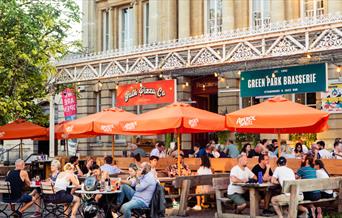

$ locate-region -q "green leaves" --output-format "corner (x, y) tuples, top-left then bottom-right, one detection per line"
(0, 0), (80, 126)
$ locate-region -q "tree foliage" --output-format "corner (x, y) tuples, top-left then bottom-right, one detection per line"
(0, 0), (80, 126)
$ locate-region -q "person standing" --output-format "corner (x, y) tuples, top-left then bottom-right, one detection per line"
(227, 154), (256, 214)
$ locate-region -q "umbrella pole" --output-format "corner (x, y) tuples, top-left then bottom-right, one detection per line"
(177, 130), (181, 176)
(20, 139), (23, 160)
(112, 135), (115, 160)
(278, 133), (281, 157)
(66, 139), (69, 157)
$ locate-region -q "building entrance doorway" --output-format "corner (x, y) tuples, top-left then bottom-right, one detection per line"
(191, 76), (218, 147)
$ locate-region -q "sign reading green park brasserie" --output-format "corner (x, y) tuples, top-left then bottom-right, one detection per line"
(240, 63), (327, 97)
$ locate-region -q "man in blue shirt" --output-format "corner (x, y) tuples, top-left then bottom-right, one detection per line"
(193, 143), (206, 158)
(100, 156), (121, 175)
(119, 162), (157, 218)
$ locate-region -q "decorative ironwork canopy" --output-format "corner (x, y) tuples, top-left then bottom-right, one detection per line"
(55, 15), (342, 84)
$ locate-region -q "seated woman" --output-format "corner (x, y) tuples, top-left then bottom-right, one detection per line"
(81, 157), (94, 176)
(120, 163), (138, 188)
(292, 142), (304, 158)
(116, 163), (139, 206)
(314, 159), (330, 218)
(49, 159), (60, 184)
(53, 163), (80, 218)
(193, 156), (214, 210)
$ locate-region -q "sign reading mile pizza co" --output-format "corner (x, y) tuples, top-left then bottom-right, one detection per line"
(116, 80), (176, 107)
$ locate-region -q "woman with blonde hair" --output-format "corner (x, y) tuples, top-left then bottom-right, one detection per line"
(49, 159), (61, 183)
(52, 163), (81, 218)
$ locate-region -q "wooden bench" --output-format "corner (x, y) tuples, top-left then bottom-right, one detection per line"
(212, 177), (232, 218)
(172, 173), (230, 216)
(282, 177), (342, 218)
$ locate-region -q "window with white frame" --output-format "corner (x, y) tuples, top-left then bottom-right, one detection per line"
(102, 10), (110, 51)
(294, 93), (316, 108)
(143, 2), (149, 44)
(251, 0), (271, 28)
(111, 90), (116, 108)
(111, 89), (126, 142)
(96, 91), (101, 112)
(207, 0), (222, 34)
(302, 0), (324, 17)
(120, 6), (134, 49)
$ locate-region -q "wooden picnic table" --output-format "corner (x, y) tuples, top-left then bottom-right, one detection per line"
(234, 182), (278, 218)
(158, 177), (175, 183)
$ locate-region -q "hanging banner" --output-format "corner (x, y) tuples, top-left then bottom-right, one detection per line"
(240, 63), (327, 97)
(61, 88), (78, 156)
(321, 83), (342, 113)
(116, 79), (176, 107)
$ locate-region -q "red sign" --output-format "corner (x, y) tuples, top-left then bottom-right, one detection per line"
(61, 88), (77, 117)
(116, 80), (176, 107)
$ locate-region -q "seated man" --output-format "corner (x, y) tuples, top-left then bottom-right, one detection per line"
(100, 156), (121, 175)
(5, 159), (40, 217)
(119, 162), (157, 218)
(271, 157), (299, 218)
(252, 154), (273, 215)
(149, 155), (159, 180)
(227, 154), (256, 214)
(69, 156), (83, 176)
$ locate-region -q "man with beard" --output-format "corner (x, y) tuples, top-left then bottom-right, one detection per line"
(227, 154), (256, 214)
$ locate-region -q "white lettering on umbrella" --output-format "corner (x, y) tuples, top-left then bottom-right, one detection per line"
(66, 125), (74, 133)
(0, 132), (4, 137)
(188, 118), (199, 128)
(100, 124), (114, 133)
(123, 122), (137, 130)
(236, 116), (256, 127)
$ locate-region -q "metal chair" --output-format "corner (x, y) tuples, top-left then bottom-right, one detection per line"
(40, 181), (71, 217)
(0, 181), (23, 217)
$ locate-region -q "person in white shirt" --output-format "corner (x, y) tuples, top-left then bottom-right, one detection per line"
(227, 154), (256, 214)
(317, 140), (332, 159)
(271, 157), (301, 218)
(332, 141), (342, 159)
(150, 141), (165, 157)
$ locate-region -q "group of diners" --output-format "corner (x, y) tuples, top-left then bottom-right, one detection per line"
(3, 155), (159, 218)
(228, 153), (333, 217)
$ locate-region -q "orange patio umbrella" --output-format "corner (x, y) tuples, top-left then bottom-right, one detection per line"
(0, 119), (48, 158)
(119, 102), (226, 174)
(225, 96), (329, 156)
(63, 108), (138, 158)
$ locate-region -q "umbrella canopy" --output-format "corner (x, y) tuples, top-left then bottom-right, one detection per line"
(0, 119), (48, 140)
(63, 108), (138, 136)
(34, 121), (96, 140)
(119, 102), (226, 134)
(225, 96), (329, 134)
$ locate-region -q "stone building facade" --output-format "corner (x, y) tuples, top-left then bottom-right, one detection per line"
(54, 0), (342, 156)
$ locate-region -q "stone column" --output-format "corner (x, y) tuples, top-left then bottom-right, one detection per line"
(234, 0), (249, 28)
(112, 7), (118, 49)
(96, 8), (102, 52)
(222, 0), (235, 31)
(82, 0), (96, 52)
(108, 8), (113, 50)
(159, 0), (177, 41)
(328, 0), (342, 14)
(148, 0), (158, 42)
(178, 0), (190, 38)
(190, 0), (204, 36)
(271, 0), (285, 22)
(285, 0), (300, 20)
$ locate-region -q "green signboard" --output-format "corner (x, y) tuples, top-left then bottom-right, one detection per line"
(240, 63), (327, 97)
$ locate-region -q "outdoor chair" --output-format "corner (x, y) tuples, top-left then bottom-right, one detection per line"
(40, 181), (72, 217)
(0, 181), (23, 218)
